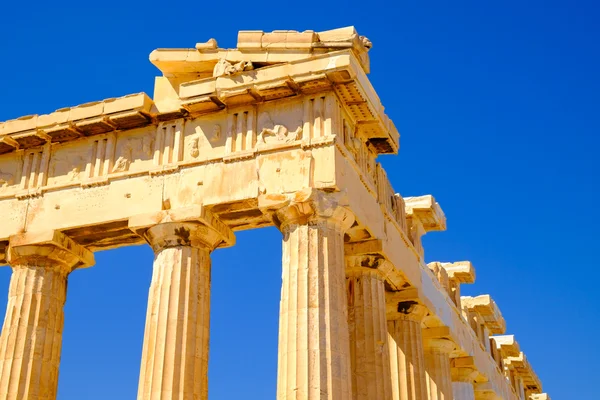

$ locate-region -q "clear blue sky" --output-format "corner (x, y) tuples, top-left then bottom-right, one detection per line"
(0, 1), (598, 399)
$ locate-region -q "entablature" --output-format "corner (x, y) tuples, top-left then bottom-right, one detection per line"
(428, 260), (475, 308)
(0, 93), (155, 153)
(494, 334), (521, 358)
(404, 195), (446, 232)
(461, 294), (507, 335)
(442, 261), (476, 284)
(152, 27), (371, 79)
(504, 352), (542, 395)
(0, 28), (398, 159)
(492, 335), (543, 397)
(402, 195), (446, 259)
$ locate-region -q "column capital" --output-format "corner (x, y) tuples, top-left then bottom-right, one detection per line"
(451, 356), (479, 383)
(346, 254), (385, 280)
(424, 338), (455, 354)
(346, 266), (385, 281)
(262, 188), (355, 233)
(129, 205), (235, 252)
(7, 230), (94, 272)
(386, 289), (428, 321)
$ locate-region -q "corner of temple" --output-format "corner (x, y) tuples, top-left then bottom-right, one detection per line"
(128, 205), (235, 252)
(7, 230), (94, 271)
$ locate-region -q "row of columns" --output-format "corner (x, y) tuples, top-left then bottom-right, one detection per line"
(0, 194), (480, 399)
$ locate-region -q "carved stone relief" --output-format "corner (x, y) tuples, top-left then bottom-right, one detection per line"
(112, 152), (131, 173)
(210, 125), (221, 143)
(257, 112), (303, 145)
(126, 135), (155, 160)
(212, 59), (254, 78)
(0, 170), (14, 189)
(48, 145), (88, 186)
(114, 128), (156, 173)
(189, 137), (200, 158)
(0, 154), (18, 191)
(188, 124), (222, 159)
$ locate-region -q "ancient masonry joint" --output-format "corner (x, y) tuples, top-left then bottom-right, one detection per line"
(0, 27), (548, 400)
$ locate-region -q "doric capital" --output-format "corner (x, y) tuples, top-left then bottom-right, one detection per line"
(386, 289), (428, 321)
(345, 254), (384, 278)
(344, 240), (407, 289)
(143, 222), (223, 252)
(129, 205), (235, 253)
(346, 264), (385, 281)
(264, 188), (355, 233)
(7, 230), (94, 273)
(424, 338), (455, 354)
(451, 356), (479, 383)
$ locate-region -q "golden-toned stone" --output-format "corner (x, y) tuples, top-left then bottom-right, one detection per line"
(276, 191), (354, 400)
(423, 338), (454, 400)
(0, 26), (548, 400)
(0, 231), (94, 400)
(346, 265), (392, 400)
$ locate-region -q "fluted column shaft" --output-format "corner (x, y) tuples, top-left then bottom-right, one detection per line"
(136, 219), (230, 400)
(276, 192), (355, 400)
(138, 244), (210, 400)
(0, 266), (66, 400)
(451, 364), (477, 400)
(0, 231), (93, 400)
(346, 266), (392, 400)
(387, 304), (428, 400)
(424, 339), (454, 400)
(452, 382), (474, 400)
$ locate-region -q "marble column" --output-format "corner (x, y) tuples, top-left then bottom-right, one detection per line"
(387, 302), (428, 400)
(452, 383), (474, 400)
(423, 339), (454, 400)
(136, 220), (229, 400)
(451, 364), (477, 400)
(0, 231), (94, 400)
(346, 261), (392, 400)
(275, 192), (355, 400)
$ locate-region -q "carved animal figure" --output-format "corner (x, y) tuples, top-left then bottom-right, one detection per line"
(257, 113), (303, 144)
(112, 156), (129, 173)
(360, 35), (373, 50)
(212, 59), (254, 77)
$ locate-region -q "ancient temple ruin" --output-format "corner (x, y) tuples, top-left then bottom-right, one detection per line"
(0, 27), (549, 400)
